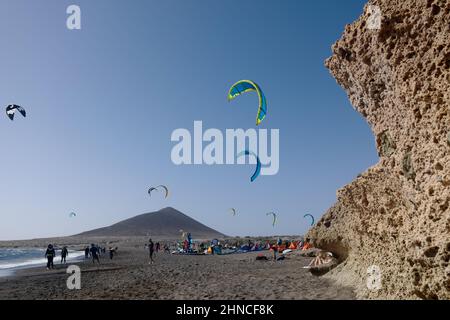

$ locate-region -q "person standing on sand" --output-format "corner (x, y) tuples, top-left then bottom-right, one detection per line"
(45, 244), (55, 270)
(61, 246), (69, 264)
(271, 243), (277, 261)
(90, 244), (100, 264)
(84, 246), (90, 259)
(148, 239), (155, 264)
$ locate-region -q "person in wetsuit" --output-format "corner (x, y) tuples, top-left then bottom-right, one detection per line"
(61, 246), (69, 264)
(84, 246), (90, 259)
(90, 244), (100, 264)
(148, 239), (155, 264)
(45, 244), (56, 270)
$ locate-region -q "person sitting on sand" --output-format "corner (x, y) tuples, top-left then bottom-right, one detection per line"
(305, 251), (333, 268)
(61, 246), (68, 264)
(148, 239), (155, 264)
(45, 244), (56, 270)
(90, 244), (100, 264)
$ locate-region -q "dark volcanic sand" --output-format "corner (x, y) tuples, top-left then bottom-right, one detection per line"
(0, 243), (355, 300)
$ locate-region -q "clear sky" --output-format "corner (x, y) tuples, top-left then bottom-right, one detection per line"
(0, 0), (376, 240)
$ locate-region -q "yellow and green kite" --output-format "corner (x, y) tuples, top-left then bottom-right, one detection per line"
(227, 80), (267, 126)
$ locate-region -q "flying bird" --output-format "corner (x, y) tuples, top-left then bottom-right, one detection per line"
(6, 104), (26, 121)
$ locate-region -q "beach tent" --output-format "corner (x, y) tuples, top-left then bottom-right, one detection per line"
(240, 245), (251, 252)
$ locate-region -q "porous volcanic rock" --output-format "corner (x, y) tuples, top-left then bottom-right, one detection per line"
(308, 0), (450, 299)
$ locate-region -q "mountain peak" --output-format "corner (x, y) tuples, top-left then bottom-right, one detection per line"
(76, 207), (224, 239)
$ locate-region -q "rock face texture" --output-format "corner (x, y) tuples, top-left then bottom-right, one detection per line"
(308, 0), (450, 299)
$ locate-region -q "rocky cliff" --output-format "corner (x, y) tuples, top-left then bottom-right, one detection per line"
(308, 0), (450, 299)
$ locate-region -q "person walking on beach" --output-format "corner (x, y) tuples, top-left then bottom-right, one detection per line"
(109, 247), (114, 260)
(61, 246), (69, 264)
(90, 244), (100, 264)
(84, 246), (90, 259)
(148, 239), (155, 264)
(45, 244), (56, 270)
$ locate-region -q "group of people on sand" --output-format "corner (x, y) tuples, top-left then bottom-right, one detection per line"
(44, 244), (69, 270)
(144, 236), (334, 271)
(84, 244), (119, 264)
(146, 239), (171, 264)
(148, 239), (155, 264)
(44, 243), (119, 270)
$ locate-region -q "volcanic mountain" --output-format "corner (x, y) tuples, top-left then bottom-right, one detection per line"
(77, 207), (225, 239)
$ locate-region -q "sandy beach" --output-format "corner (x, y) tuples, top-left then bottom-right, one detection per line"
(0, 238), (355, 300)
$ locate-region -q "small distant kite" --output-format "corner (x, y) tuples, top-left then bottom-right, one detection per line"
(6, 104), (26, 121)
(266, 212), (277, 227)
(229, 208), (237, 216)
(303, 213), (315, 226)
(148, 185), (169, 199)
(69, 212), (77, 218)
(228, 80), (267, 126)
(237, 150), (261, 182)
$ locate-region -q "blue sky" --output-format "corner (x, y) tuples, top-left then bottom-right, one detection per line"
(0, 0), (376, 240)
